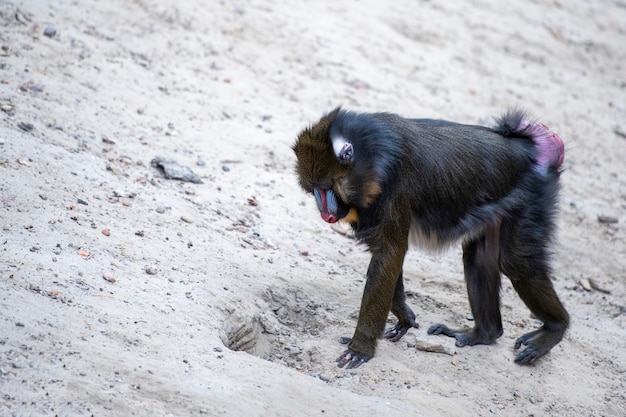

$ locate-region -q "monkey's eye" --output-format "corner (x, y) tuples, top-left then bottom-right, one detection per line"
(314, 181), (333, 190)
(332, 177), (347, 191)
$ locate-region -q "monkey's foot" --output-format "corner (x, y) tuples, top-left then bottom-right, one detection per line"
(384, 320), (419, 342)
(427, 323), (502, 347)
(514, 327), (564, 364)
(336, 349), (372, 369)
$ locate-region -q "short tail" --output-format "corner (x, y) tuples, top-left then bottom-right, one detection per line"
(494, 110), (564, 173)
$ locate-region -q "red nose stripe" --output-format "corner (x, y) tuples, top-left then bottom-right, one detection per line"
(314, 188), (337, 223)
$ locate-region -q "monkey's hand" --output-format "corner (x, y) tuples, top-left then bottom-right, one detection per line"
(336, 349), (372, 369)
(384, 320), (419, 342)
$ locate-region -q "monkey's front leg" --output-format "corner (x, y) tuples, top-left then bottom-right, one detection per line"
(337, 244), (407, 369)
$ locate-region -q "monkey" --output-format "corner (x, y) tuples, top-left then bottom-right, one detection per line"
(292, 108), (569, 369)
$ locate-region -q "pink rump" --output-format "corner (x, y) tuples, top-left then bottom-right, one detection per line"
(520, 120), (564, 171)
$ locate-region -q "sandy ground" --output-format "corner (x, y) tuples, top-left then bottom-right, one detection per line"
(1, 0), (625, 416)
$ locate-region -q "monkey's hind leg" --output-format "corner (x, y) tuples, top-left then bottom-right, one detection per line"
(428, 223), (504, 347)
(499, 209), (569, 364)
(384, 270), (419, 342)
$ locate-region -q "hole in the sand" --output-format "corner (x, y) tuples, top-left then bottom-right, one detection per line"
(219, 288), (340, 371)
(220, 315), (272, 358)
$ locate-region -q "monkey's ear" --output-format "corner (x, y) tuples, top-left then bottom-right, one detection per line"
(337, 142), (354, 162)
(332, 132), (354, 163)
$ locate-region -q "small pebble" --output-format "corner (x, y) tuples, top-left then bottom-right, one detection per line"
(580, 278), (592, 291)
(319, 374), (331, 382)
(413, 338), (456, 355)
(145, 266), (158, 275)
(103, 273), (117, 283)
(12, 358), (27, 369)
(156, 206), (167, 214)
(181, 215), (194, 223)
(113, 189), (137, 198)
(222, 165), (230, 172)
(43, 26), (57, 37)
(18, 122), (34, 132)
(597, 215), (618, 224)
(102, 229), (110, 236)
(275, 306), (288, 319)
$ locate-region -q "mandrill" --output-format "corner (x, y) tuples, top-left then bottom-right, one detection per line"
(292, 108), (569, 369)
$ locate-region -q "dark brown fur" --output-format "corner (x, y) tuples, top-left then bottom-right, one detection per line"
(293, 108), (569, 369)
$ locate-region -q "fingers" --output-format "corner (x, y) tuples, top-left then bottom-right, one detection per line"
(336, 350), (371, 369)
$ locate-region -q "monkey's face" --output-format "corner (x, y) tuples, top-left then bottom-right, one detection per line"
(293, 110), (354, 224)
